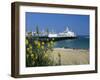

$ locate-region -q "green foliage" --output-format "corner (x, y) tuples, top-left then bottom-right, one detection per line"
(26, 37), (55, 67)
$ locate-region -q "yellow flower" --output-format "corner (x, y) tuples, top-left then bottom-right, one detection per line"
(47, 43), (50, 47)
(37, 41), (40, 48)
(27, 46), (32, 54)
(50, 41), (53, 44)
(25, 39), (28, 45)
(34, 40), (38, 45)
(42, 42), (44, 45)
(27, 48), (30, 52)
(41, 46), (44, 49)
(31, 54), (34, 57)
(31, 54), (35, 61)
(29, 44), (32, 50)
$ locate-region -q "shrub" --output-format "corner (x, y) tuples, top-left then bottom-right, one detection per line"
(26, 36), (55, 67)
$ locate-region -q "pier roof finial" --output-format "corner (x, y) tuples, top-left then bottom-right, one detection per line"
(65, 27), (69, 32)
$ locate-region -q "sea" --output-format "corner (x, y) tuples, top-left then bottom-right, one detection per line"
(54, 35), (89, 49)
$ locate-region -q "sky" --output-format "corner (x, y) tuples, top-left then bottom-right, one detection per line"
(26, 12), (89, 36)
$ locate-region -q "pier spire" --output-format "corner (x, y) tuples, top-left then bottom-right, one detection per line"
(65, 26), (69, 32)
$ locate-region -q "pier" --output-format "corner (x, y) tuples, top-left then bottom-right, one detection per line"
(28, 36), (77, 42)
(26, 27), (77, 42)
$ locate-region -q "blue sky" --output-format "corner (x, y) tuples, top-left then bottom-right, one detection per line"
(26, 12), (89, 35)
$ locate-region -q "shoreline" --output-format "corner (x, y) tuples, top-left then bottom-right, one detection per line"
(54, 47), (89, 50)
(50, 48), (89, 66)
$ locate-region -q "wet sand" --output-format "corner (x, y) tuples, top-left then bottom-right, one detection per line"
(50, 48), (89, 65)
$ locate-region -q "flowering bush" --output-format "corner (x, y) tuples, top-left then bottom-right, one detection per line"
(26, 36), (55, 67)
